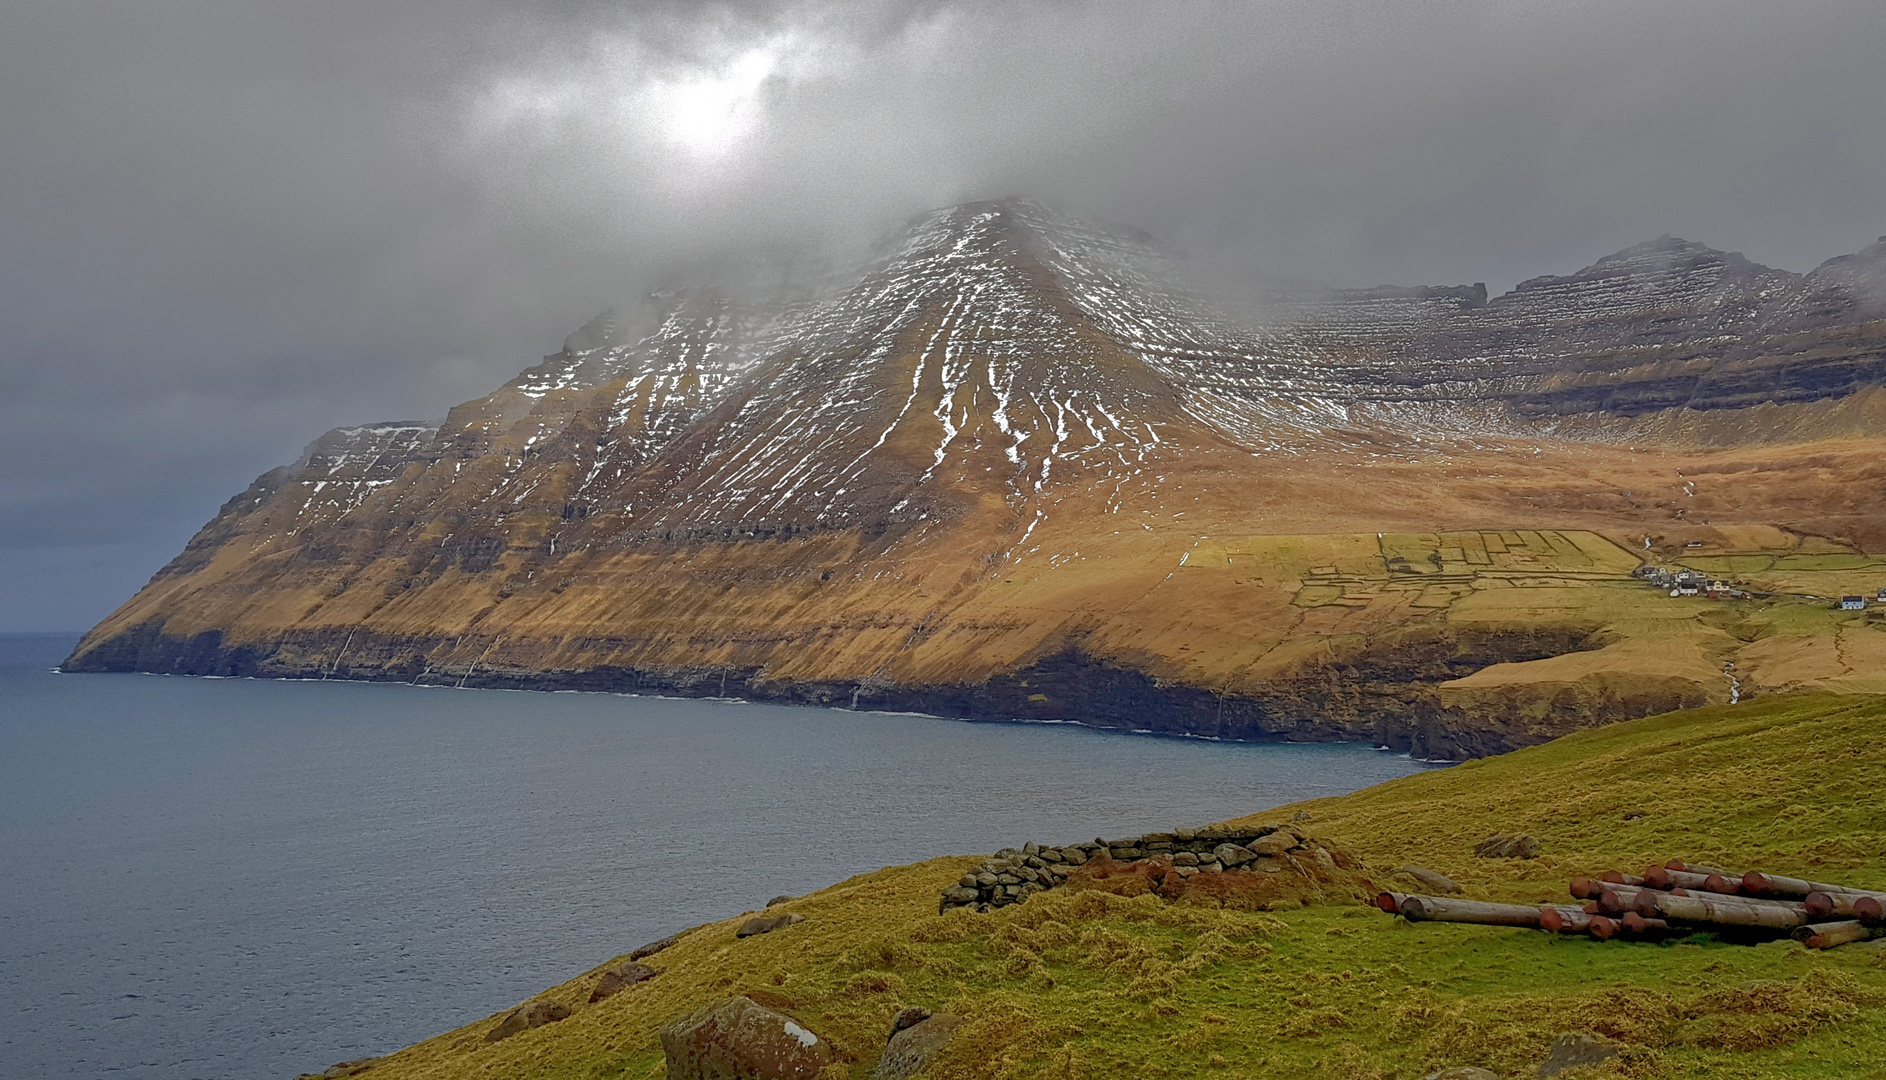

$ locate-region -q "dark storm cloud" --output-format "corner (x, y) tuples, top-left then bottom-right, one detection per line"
(3, 0), (1884, 628)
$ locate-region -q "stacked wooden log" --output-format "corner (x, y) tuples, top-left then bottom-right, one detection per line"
(1375, 860), (1886, 949)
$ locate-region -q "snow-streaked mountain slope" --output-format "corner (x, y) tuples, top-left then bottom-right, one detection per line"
(65, 200), (1886, 757)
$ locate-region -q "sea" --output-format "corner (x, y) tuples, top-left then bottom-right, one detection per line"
(0, 633), (1443, 1079)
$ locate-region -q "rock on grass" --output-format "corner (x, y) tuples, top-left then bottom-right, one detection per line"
(588, 960), (657, 1002)
(484, 1000), (572, 1043)
(1537, 1032), (1623, 1076)
(737, 912), (807, 938)
(661, 996), (834, 1079)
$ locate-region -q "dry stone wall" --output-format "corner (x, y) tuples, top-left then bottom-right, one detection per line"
(939, 822), (1335, 912)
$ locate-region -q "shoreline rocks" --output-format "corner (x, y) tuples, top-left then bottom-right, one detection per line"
(294, 1058), (378, 1080)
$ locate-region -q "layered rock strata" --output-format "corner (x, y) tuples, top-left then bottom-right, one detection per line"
(66, 200), (1886, 756)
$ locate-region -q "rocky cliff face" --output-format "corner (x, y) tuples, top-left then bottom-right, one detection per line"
(1261, 233), (1886, 428)
(66, 201), (1886, 757)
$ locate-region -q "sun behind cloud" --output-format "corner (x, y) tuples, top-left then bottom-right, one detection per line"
(646, 49), (777, 154)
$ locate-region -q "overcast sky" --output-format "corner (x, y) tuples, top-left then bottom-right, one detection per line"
(3, 0), (1884, 631)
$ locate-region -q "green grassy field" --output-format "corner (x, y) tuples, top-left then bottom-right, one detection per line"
(362, 694), (1886, 1080)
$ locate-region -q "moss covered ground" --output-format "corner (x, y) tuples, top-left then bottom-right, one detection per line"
(363, 694), (1886, 1079)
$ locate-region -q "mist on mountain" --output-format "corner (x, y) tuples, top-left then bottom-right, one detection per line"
(4, 0), (1885, 629)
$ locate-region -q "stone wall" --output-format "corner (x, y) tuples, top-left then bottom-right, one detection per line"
(939, 821), (1337, 912)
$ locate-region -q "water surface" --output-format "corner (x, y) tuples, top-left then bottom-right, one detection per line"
(0, 633), (1440, 1079)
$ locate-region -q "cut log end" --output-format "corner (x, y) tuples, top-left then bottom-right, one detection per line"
(1539, 907), (1592, 934)
(1620, 912), (1669, 934)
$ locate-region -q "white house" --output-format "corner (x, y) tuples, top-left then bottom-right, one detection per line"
(1840, 596), (1867, 611)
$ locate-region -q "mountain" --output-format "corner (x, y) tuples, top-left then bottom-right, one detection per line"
(65, 200), (1886, 757)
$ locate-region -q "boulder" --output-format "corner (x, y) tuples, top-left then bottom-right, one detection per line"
(1213, 843), (1255, 868)
(873, 1010), (963, 1080)
(631, 932), (683, 960)
(887, 1006), (931, 1035)
(1393, 865), (1463, 894)
(1247, 833), (1296, 857)
(293, 1058), (378, 1080)
(588, 960), (658, 1003)
(662, 997), (834, 1080)
(1475, 834), (1543, 860)
(1538, 1033), (1622, 1076)
(485, 999), (572, 1043)
(736, 913), (806, 938)
(765, 895), (796, 907)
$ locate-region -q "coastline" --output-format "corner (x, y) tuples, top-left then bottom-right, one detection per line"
(61, 623), (1699, 761)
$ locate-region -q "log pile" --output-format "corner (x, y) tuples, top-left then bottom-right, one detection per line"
(1375, 860), (1886, 949)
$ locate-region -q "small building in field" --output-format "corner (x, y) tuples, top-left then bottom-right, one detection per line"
(1840, 596), (1867, 611)
(1878, 587), (1886, 603)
